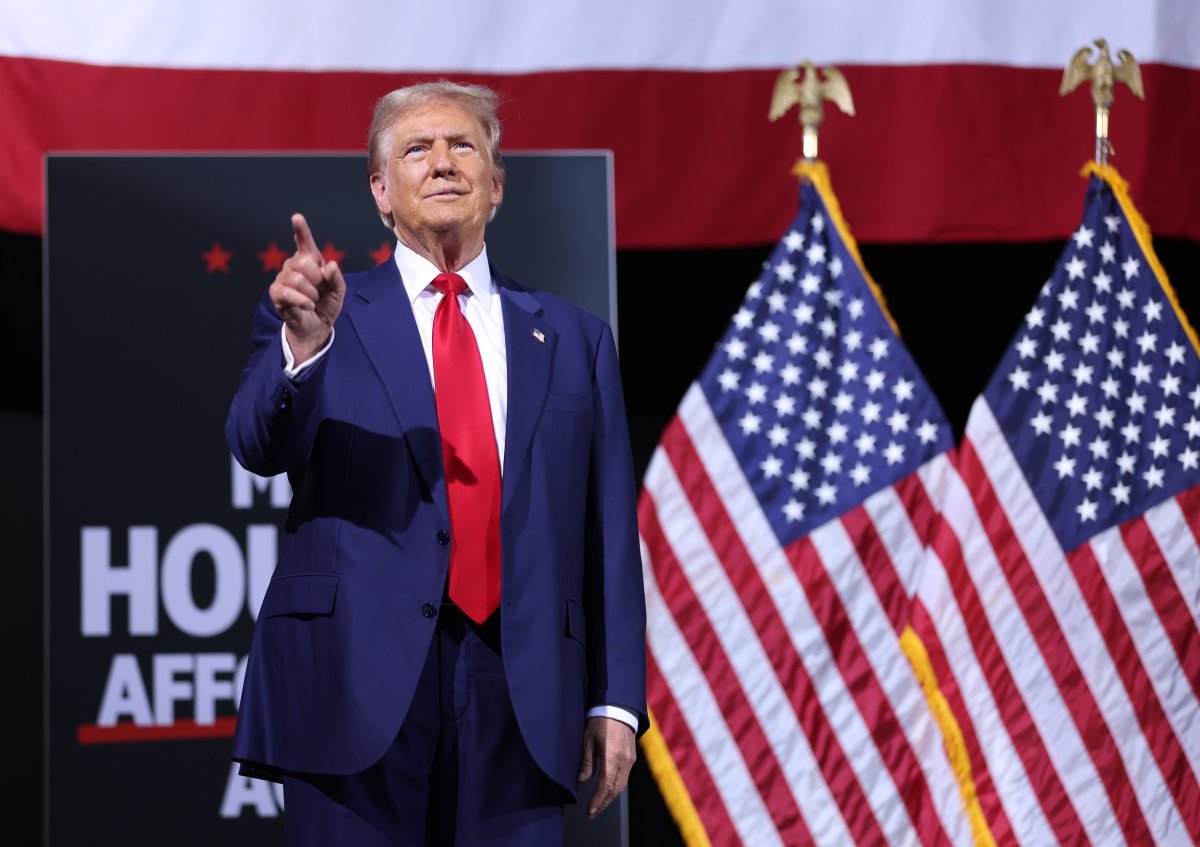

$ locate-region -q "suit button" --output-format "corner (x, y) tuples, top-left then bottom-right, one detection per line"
(436, 530), (450, 546)
(277, 388), (292, 412)
(421, 603), (437, 618)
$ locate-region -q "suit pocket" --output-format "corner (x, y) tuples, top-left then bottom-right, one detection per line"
(545, 392), (590, 415)
(260, 573), (340, 618)
(564, 598), (587, 646)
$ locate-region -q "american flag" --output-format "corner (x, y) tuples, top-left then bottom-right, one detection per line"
(638, 163), (975, 845)
(910, 165), (1200, 845)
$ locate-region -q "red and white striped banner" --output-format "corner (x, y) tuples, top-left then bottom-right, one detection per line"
(3, 1), (1199, 246)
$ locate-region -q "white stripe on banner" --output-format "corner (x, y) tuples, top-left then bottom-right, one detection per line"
(642, 534), (781, 847)
(1143, 496), (1200, 631)
(970, 401), (1189, 843)
(3, 1), (1198, 71)
(644, 448), (829, 843)
(915, 460), (1059, 847)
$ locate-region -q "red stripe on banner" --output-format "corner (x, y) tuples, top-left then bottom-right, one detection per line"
(1118, 518), (1200, 715)
(639, 492), (812, 844)
(2, 57), (1198, 246)
(1068, 540), (1200, 840)
(923, 467), (1083, 843)
(956, 440), (1155, 845)
(76, 716), (237, 744)
(909, 594), (1017, 846)
(839, 504), (908, 634)
(645, 650), (741, 847)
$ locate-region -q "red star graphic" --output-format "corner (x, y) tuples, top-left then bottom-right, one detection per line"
(258, 242), (288, 273)
(321, 241), (346, 265)
(369, 241), (394, 266)
(202, 242), (233, 274)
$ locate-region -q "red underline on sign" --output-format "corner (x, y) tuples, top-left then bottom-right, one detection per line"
(76, 716), (238, 745)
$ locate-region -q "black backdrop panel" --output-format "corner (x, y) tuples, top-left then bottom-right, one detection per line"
(46, 153), (616, 845)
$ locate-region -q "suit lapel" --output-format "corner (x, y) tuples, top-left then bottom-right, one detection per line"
(345, 260), (450, 524)
(497, 275), (554, 516)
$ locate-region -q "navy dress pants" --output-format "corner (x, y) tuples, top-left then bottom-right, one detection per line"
(281, 605), (568, 846)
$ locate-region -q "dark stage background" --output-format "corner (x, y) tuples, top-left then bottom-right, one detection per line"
(4, 210), (1198, 843)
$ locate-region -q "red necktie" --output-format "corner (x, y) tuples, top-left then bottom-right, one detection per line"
(431, 272), (502, 624)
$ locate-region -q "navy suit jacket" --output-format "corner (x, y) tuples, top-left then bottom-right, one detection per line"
(227, 258), (647, 794)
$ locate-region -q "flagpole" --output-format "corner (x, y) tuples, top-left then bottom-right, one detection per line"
(768, 60), (855, 165)
(1059, 38), (1145, 166)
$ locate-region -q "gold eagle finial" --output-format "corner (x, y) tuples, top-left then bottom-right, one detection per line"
(1060, 38), (1144, 164)
(769, 61), (855, 161)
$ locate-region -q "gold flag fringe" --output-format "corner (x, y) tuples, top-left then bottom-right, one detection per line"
(900, 627), (997, 847)
(639, 709), (714, 846)
(792, 159), (900, 336)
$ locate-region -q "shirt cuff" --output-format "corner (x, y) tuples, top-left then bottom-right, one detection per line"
(281, 326), (335, 378)
(586, 705), (638, 734)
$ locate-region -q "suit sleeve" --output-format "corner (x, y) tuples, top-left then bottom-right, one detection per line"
(584, 322), (649, 736)
(226, 288), (330, 477)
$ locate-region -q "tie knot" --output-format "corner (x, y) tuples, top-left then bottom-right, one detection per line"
(433, 272), (468, 298)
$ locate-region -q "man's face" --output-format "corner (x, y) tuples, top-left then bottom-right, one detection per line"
(370, 100), (503, 248)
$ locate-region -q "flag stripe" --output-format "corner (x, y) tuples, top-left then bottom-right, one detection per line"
(1067, 540), (1200, 840)
(642, 455), (815, 844)
(1117, 518), (1200, 708)
(674, 387), (972, 846)
(908, 597), (1015, 847)
(643, 657), (730, 847)
(859, 470), (993, 846)
(919, 452), (1083, 844)
(839, 505), (908, 633)
(958, 435), (1155, 846)
(1084, 517), (1200, 781)
(866, 468), (941, 595)
(1143, 492), (1200, 630)
(641, 526), (785, 847)
(1173, 487), (1200, 606)
(967, 400), (1194, 845)
(896, 455), (1022, 845)
(783, 534), (951, 846)
(655, 415), (871, 844)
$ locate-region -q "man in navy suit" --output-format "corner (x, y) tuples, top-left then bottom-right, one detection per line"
(227, 81), (647, 846)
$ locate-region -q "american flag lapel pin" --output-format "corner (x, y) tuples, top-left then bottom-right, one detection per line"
(532, 327), (545, 344)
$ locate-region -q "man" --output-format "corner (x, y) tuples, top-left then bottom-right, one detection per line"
(227, 81), (647, 846)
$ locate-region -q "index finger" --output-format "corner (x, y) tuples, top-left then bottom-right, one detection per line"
(291, 213), (321, 263)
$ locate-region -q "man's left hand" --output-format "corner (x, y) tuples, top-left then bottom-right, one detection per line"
(577, 716), (637, 819)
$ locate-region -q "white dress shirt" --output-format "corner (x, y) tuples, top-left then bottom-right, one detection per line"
(282, 241), (637, 734)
